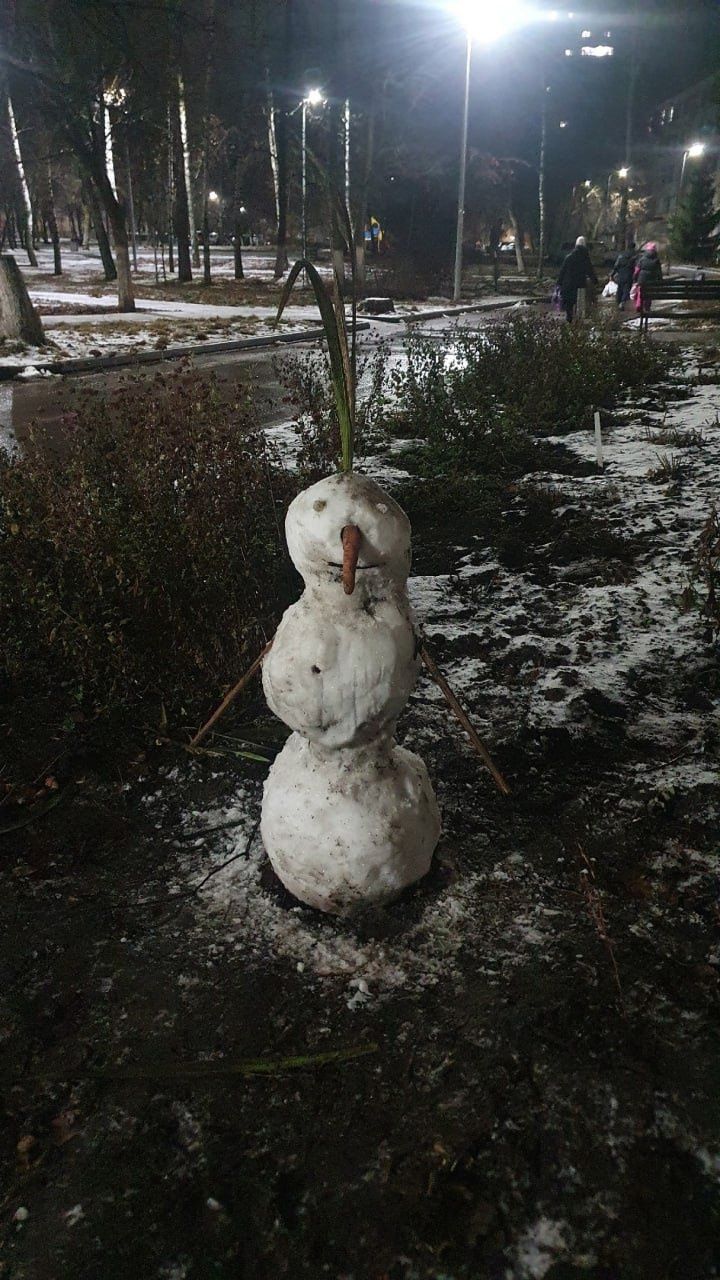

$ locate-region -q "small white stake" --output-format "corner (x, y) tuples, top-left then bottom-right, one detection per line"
(594, 410), (604, 470)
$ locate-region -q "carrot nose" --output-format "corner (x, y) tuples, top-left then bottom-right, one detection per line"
(341, 524), (361, 595)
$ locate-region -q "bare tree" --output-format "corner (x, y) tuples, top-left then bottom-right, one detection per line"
(4, 86), (38, 266)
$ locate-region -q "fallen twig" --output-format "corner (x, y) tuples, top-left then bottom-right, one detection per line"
(420, 644), (511, 797)
(136, 820), (260, 908)
(190, 640), (273, 749)
(0, 791), (66, 836)
(578, 843), (626, 1016)
(15, 1042), (378, 1084)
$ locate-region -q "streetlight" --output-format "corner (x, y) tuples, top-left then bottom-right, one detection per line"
(678, 141), (706, 207)
(208, 190), (219, 203)
(302, 88), (324, 262)
(618, 166), (629, 179)
(451, 2), (537, 301)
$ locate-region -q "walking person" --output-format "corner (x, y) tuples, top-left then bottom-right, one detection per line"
(612, 240), (638, 308)
(557, 235), (598, 322)
(633, 241), (663, 315)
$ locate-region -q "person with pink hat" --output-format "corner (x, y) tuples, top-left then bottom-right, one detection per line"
(633, 242), (663, 313)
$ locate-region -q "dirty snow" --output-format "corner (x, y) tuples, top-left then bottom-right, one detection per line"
(152, 350), (720, 1018)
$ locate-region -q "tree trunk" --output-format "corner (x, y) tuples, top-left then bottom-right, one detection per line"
(45, 160), (62, 275)
(178, 72), (199, 268)
(273, 0), (293, 280)
(6, 91), (38, 268)
(103, 100), (117, 194)
(273, 103), (289, 279)
(234, 223), (244, 279)
(490, 219), (502, 293)
(537, 80), (547, 279)
(84, 143), (135, 311)
(266, 85), (281, 228)
(173, 119), (193, 282)
(124, 138), (138, 271)
(617, 39), (639, 252)
(351, 105), (376, 299)
(106, 200), (135, 311)
(199, 1), (215, 289)
(0, 255), (45, 343)
(167, 106), (175, 273)
(86, 181), (117, 280)
(509, 208), (526, 273)
(233, 157), (244, 279)
(202, 194), (211, 285)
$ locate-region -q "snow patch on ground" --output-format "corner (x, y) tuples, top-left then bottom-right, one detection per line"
(162, 349), (720, 1004)
(513, 1217), (569, 1278)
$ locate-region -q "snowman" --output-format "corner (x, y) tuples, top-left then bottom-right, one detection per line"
(261, 471), (441, 915)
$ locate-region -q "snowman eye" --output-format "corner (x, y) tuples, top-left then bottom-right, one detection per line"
(313, 499), (327, 512)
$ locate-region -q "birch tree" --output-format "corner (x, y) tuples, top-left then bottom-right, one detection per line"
(4, 86), (38, 266)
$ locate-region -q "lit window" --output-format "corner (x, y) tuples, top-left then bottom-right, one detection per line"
(581, 45), (614, 57)
(559, 120), (568, 128)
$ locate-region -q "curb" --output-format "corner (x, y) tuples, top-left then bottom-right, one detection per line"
(0, 321), (372, 381)
(369, 298), (531, 324)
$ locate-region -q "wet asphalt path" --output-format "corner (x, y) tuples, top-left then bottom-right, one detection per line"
(0, 310), (513, 455)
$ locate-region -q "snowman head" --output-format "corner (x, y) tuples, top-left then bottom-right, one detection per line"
(285, 474), (412, 593)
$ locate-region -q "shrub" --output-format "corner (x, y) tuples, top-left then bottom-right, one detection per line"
(387, 316), (674, 470)
(276, 337), (391, 480)
(0, 368), (296, 741)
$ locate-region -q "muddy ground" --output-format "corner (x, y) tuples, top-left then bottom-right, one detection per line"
(1, 348), (720, 1280)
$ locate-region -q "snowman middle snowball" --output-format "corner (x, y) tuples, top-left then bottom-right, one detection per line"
(261, 472), (441, 915)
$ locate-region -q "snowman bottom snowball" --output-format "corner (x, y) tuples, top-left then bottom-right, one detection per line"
(261, 734), (441, 915)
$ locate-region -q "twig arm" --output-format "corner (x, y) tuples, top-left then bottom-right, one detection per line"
(420, 644), (511, 797)
(190, 640), (273, 749)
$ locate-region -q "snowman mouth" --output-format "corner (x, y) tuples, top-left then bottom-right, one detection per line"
(328, 562), (381, 571)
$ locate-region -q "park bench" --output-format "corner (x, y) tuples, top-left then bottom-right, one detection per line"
(640, 278), (720, 334)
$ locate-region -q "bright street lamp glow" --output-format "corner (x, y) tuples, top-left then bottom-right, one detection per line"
(451, 0), (535, 44)
(688, 142), (706, 158)
(584, 179), (592, 188)
(239, 204), (247, 213)
(208, 190), (219, 202)
(618, 166), (629, 179)
(305, 87), (324, 106)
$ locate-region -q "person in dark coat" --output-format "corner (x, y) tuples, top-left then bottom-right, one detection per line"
(557, 236), (599, 322)
(612, 241), (638, 307)
(633, 242), (663, 314)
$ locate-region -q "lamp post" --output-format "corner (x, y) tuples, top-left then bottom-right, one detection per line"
(450, 2), (536, 303)
(453, 34), (472, 301)
(302, 87), (324, 262)
(678, 141), (706, 208)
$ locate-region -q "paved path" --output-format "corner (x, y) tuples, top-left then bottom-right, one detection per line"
(0, 308), (513, 453)
(29, 289), (524, 328)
